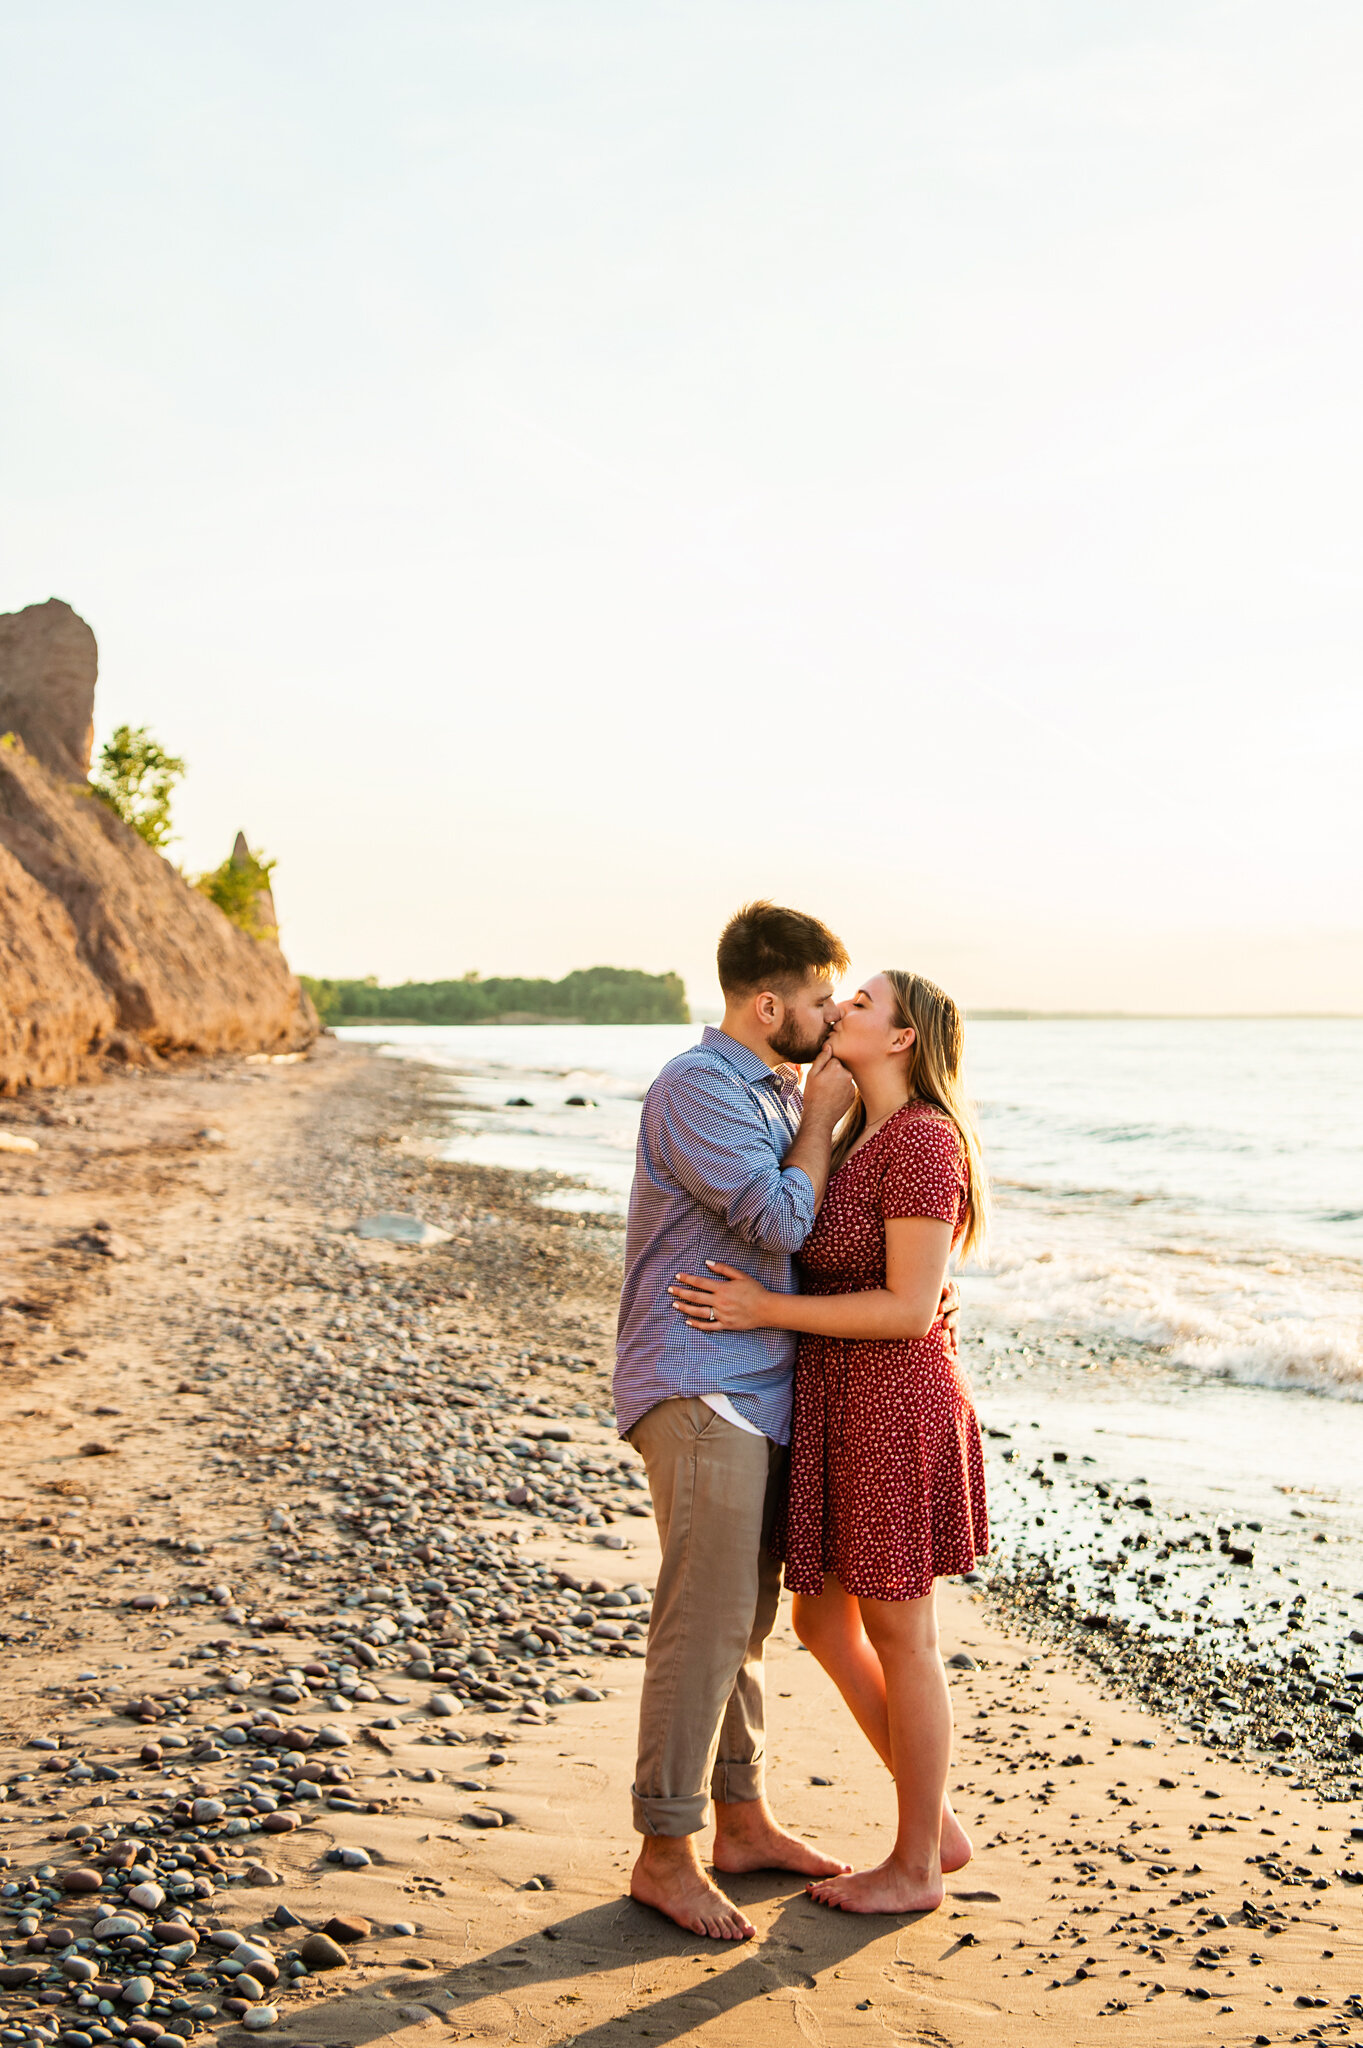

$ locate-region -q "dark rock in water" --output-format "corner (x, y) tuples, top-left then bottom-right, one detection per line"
(565, 1096), (596, 1107)
(506, 1097), (533, 1107)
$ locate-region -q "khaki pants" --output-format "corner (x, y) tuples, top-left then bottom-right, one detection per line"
(626, 1396), (785, 1837)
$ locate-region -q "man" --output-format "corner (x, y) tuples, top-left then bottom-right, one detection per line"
(613, 900), (857, 1940)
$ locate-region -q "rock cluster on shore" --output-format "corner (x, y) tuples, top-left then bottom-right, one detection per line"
(0, 1051), (653, 2041)
(971, 1397), (1363, 1803)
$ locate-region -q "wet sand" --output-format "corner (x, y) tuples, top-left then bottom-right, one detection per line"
(1, 1043), (1360, 2048)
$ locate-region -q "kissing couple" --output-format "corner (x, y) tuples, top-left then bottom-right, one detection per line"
(612, 900), (989, 1937)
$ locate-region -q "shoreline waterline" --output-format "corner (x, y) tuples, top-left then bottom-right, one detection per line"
(338, 1018), (1363, 1406)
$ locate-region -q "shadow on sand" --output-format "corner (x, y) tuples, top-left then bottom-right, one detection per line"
(264, 1871), (939, 2046)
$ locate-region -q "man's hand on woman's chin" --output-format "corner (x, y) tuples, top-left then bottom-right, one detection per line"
(801, 1042), (856, 1121)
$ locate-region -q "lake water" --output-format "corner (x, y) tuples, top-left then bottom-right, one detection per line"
(337, 1019), (1363, 1406)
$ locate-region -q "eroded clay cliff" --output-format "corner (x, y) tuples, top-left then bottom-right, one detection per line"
(0, 834), (117, 1090)
(0, 742), (315, 1089)
(0, 599), (316, 1092)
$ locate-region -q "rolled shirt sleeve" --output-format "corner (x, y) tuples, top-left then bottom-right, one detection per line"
(650, 1064), (816, 1253)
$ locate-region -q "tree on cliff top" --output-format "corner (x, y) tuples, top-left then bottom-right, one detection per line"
(90, 724), (186, 850)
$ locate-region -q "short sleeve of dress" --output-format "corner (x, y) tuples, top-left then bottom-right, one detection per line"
(876, 1112), (965, 1226)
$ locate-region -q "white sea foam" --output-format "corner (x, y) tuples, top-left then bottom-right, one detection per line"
(965, 1202), (1363, 1399)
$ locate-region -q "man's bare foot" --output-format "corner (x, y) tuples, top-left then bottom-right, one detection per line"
(807, 1855), (945, 1916)
(940, 1802), (972, 1876)
(630, 1837), (755, 1940)
(712, 1796), (850, 1880)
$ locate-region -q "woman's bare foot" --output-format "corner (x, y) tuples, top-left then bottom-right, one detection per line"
(630, 1837), (755, 1940)
(807, 1855), (945, 1917)
(939, 1803), (973, 1875)
(712, 1796), (850, 1879)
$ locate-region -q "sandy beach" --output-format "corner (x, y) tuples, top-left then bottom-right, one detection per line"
(2, 1043), (1360, 2048)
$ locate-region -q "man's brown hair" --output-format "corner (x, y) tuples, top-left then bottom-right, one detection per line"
(716, 900), (850, 997)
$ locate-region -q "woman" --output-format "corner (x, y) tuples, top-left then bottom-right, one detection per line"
(669, 970), (988, 1916)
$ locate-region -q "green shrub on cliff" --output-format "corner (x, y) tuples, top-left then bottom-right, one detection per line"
(196, 844), (278, 940)
(304, 965), (688, 1026)
(90, 724), (186, 850)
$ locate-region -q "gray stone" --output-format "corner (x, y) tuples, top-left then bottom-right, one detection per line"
(93, 1916), (141, 1940)
(427, 1693), (461, 1718)
(352, 1214), (451, 1248)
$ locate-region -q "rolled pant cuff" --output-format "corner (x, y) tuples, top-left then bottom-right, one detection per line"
(710, 1760), (764, 1805)
(632, 1788), (711, 1837)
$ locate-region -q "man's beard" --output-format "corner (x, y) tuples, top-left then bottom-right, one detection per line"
(769, 1014), (832, 1065)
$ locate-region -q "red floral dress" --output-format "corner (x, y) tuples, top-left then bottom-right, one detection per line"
(775, 1101), (988, 1602)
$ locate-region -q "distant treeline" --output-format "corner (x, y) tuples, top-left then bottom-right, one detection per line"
(301, 965), (689, 1027)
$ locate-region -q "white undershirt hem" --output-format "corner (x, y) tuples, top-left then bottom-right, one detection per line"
(699, 1391), (767, 1439)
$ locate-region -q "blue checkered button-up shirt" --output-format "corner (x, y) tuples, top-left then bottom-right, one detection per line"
(613, 1026), (816, 1445)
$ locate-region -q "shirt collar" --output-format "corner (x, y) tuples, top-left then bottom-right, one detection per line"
(700, 1024), (799, 1096)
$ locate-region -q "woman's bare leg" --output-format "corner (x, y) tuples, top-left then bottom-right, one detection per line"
(791, 1580), (891, 1757)
(806, 1586), (954, 1914)
(792, 1580), (969, 1876)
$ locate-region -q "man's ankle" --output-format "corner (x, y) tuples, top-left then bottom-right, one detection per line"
(636, 1831), (699, 1863)
(713, 1795), (770, 1832)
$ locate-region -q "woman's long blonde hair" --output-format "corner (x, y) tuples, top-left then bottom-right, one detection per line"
(830, 969), (989, 1261)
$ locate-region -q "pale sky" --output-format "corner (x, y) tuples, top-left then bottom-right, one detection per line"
(2, 2), (1361, 1013)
